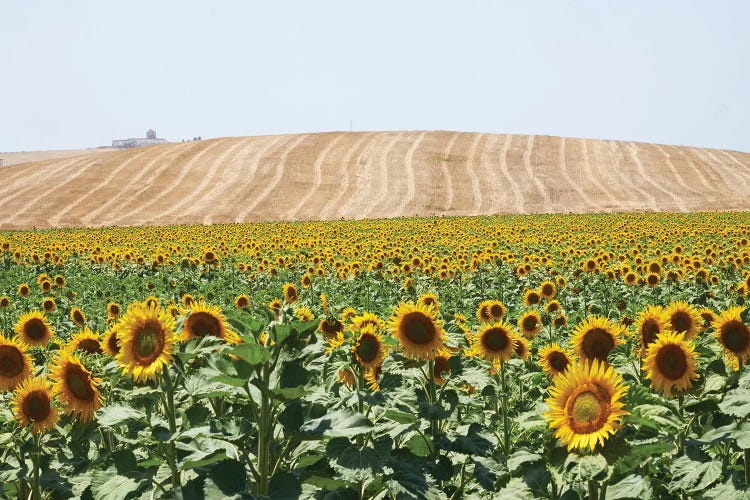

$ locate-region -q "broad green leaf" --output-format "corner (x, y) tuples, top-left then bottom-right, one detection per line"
(211, 374), (248, 387)
(507, 450), (542, 473)
(719, 390), (750, 418)
(496, 477), (534, 500)
(405, 434), (431, 457)
(299, 409), (373, 438)
(628, 404), (681, 433)
(208, 459), (247, 495)
(96, 405), (146, 427)
(268, 470), (303, 500)
(669, 456), (722, 494)
(90, 470), (140, 500)
(565, 453), (608, 482)
(181, 450), (229, 470)
(606, 474), (653, 500)
(228, 342), (271, 366)
(385, 409), (417, 424)
(732, 421), (750, 449)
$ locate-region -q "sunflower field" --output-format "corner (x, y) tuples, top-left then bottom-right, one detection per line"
(3, 212), (750, 499)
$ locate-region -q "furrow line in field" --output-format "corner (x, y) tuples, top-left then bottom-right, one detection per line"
(394, 131), (428, 215)
(288, 133), (347, 220)
(497, 135), (524, 213)
(558, 137), (597, 211)
(320, 133), (375, 220)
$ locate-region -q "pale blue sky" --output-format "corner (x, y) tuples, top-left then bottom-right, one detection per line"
(1, 1), (748, 152)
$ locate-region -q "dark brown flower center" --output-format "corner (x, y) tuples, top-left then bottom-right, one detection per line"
(549, 351), (569, 372)
(107, 331), (120, 355)
(670, 311), (692, 333)
(582, 328), (615, 361)
(77, 339), (102, 355)
(0, 346), (24, 377)
(66, 365), (95, 401)
(721, 320), (750, 353)
(133, 321), (165, 363)
(522, 315), (538, 332)
(640, 319), (660, 347)
(401, 312), (436, 345)
(356, 334), (380, 362)
(24, 318), (47, 341)
(490, 304), (504, 318)
(655, 344), (688, 380)
(22, 391), (51, 422)
(482, 328), (510, 352)
(187, 312), (221, 337)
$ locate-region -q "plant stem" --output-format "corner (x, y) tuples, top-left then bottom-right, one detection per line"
(500, 360), (510, 455)
(256, 364), (273, 495)
(427, 358), (439, 453)
(588, 480), (598, 500)
(745, 449), (750, 486)
(162, 369), (181, 492)
(31, 433), (41, 500)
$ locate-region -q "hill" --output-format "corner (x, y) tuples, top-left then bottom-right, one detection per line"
(0, 131), (748, 229)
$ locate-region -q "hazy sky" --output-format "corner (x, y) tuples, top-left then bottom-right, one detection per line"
(2, 1), (748, 152)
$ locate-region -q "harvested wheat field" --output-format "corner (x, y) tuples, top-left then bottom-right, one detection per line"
(0, 147), (116, 167)
(0, 131), (748, 229)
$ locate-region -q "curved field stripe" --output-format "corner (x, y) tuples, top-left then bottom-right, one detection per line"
(287, 133), (347, 220)
(558, 137), (597, 211)
(320, 132), (375, 220)
(161, 137), (251, 219)
(466, 134), (490, 215)
(195, 137), (261, 224)
(354, 134), (399, 220)
(217, 135), (294, 220)
(653, 145), (708, 199)
(627, 143), (686, 212)
(394, 131), (428, 215)
(108, 140), (225, 226)
(49, 148), (152, 226)
(439, 132), (459, 212)
(590, 140), (642, 209)
(711, 149), (749, 190)
(78, 144), (195, 226)
(524, 135), (552, 210)
(497, 136), (524, 213)
(0, 155), (95, 205)
(701, 148), (746, 187)
(235, 134), (309, 220)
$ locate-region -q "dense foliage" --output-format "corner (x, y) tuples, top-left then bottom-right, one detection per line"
(1, 212), (750, 499)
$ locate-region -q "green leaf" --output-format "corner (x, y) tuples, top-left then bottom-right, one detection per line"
(90, 470), (140, 500)
(496, 477), (534, 500)
(565, 453), (608, 482)
(299, 409), (373, 438)
(628, 404), (681, 433)
(208, 459), (247, 494)
(703, 479), (750, 500)
(732, 421), (750, 449)
(211, 374), (247, 387)
(385, 409), (417, 424)
(606, 474), (653, 500)
(268, 470), (302, 500)
(228, 343), (271, 366)
(181, 449), (229, 470)
(280, 361), (308, 388)
(112, 449), (138, 474)
(719, 390), (750, 418)
(405, 434), (431, 457)
(669, 456), (722, 494)
(96, 405), (146, 427)
(507, 450), (542, 473)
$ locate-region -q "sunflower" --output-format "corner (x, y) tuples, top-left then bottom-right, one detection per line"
(352, 325), (387, 369)
(570, 316), (623, 363)
(12, 377), (59, 434)
(181, 301), (239, 343)
(645, 273), (660, 287)
(664, 301), (702, 340)
(18, 283), (30, 298)
(0, 296), (9, 308)
(103, 326), (121, 357)
(0, 336), (33, 391)
(524, 289), (541, 307)
(434, 350), (451, 385)
(318, 318), (344, 340)
(712, 307), (750, 369)
(488, 300), (507, 321)
(296, 307), (314, 321)
(698, 308), (717, 330)
(14, 310), (54, 346)
(54, 275), (65, 288)
(553, 314), (568, 328)
(68, 328), (103, 355)
(235, 294), (251, 309)
(388, 302), (445, 360)
(107, 302), (122, 319)
(42, 297), (56, 313)
(513, 334), (531, 360)
(268, 298), (283, 318)
(633, 305), (670, 356)
(540, 280), (557, 299)
(545, 300), (562, 314)
(69, 307), (86, 326)
(418, 293), (440, 312)
(518, 310), (542, 339)
(338, 368), (355, 388)
(545, 360), (628, 451)
(181, 293), (196, 308)
(538, 343), (573, 377)
(341, 307), (358, 322)
(468, 321), (516, 363)
(49, 350), (102, 422)
(624, 272), (637, 285)
(476, 301), (494, 323)
(351, 312), (383, 331)
(301, 273), (312, 289)
(644, 331), (699, 398)
(115, 302), (177, 382)
(283, 283), (299, 304)
(364, 365), (382, 391)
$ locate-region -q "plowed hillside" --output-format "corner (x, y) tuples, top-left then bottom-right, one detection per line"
(1, 131), (748, 229)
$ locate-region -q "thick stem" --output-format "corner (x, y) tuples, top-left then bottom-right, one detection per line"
(31, 433), (41, 500)
(588, 480), (598, 500)
(256, 364), (273, 495)
(500, 360), (510, 455)
(745, 449), (750, 487)
(427, 359), (439, 453)
(162, 369), (181, 492)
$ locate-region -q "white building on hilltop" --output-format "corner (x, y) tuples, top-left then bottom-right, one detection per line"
(112, 129), (167, 148)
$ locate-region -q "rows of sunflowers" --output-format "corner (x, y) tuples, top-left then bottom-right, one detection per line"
(2, 212), (750, 498)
